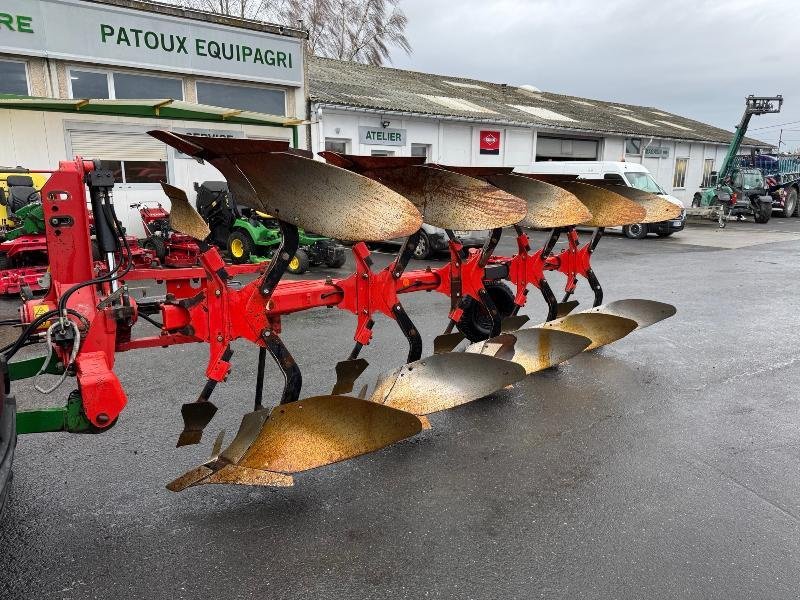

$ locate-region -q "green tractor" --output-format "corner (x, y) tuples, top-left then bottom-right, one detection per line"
(195, 181), (347, 274)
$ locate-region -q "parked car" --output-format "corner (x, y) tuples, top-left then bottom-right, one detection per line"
(515, 161), (686, 238)
(412, 225), (489, 260)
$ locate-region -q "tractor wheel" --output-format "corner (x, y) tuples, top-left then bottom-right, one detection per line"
(623, 223), (648, 239)
(754, 201), (771, 224)
(412, 231), (432, 260)
(456, 281), (516, 343)
(783, 188), (798, 218)
(287, 249), (310, 274)
(325, 252), (347, 269)
(143, 236), (167, 262)
(227, 231), (254, 264)
(692, 193), (702, 208)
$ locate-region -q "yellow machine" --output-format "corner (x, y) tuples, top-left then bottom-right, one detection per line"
(0, 168), (49, 233)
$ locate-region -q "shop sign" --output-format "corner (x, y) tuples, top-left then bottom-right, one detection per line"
(359, 126), (406, 146)
(479, 130), (501, 155)
(172, 128), (245, 159)
(644, 146), (670, 158)
(0, 0), (303, 85)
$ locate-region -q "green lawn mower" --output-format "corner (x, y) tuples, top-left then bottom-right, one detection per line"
(195, 181), (347, 274)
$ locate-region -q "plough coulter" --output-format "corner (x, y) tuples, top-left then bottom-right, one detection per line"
(6, 133), (681, 493)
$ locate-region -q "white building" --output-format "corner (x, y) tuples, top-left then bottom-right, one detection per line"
(309, 57), (770, 207)
(0, 0), (307, 236)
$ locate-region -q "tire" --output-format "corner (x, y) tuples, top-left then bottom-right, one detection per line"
(227, 230), (254, 265)
(783, 188), (798, 218)
(287, 249), (310, 274)
(753, 201), (771, 224)
(412, 231), (432, 260)
(656, 231), (674, 238)
(456, 281), (516, 343)
(142, 236), (167, 262)
(692, 193), (702, 208)
(623, 223), (648, 239)
(325, 252), (347, 268)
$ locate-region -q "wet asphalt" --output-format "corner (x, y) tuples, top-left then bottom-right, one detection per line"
(2, 218), (800, 599)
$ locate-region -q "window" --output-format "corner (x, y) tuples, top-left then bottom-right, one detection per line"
(0, 60), (29, 95)
(411, 143), (431, 158)
(113, 73), (183, 100)
(625, 138), (642, 155)
(701, 158), (715, 187)
(97, 160), (166, 184)
(324, 138), (349, 153)
(673, 158), (688, 188)
(371, 150), (394, 157)
(70, 70), (111, 98)
(196, 81), (285, 115)
(603, 173), (626, 184)
(69, 69), (183, 100)
(625, 172), (665, 194)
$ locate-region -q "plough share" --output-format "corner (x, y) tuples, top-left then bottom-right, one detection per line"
(7, 133), (680, 492)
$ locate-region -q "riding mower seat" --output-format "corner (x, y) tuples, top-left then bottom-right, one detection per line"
(4, 176), (41, 215)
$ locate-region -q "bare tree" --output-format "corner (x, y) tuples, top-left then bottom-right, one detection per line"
(280, 0), (411, 65)
(175, 0), (275, 20)
(164, 0), (411, 65)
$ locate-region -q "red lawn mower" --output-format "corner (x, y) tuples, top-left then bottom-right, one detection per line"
(133, 201), (200, 268)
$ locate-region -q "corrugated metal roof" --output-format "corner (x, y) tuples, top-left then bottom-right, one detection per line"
(309, 56), (769, 147)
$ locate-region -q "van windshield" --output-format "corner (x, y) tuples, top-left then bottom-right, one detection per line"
(625, 172), (665, 194)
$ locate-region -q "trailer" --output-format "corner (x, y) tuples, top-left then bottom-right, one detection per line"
(732, 154), (800, 217)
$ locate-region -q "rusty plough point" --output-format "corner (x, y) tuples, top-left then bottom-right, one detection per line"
(168, 395), (424, 491)
(589, 181), (683, 223)
(537, 313), (638, 351)
(583, 299), (677, 330)
(555, 300), (581, 318)
(553, 181), (646, 227)
(466, 329), (592, 375)
(369, 353), (526, 416)
(150, 132), (422, 241)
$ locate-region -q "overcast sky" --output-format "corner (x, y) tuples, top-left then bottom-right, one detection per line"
(388, 0), (800, 151)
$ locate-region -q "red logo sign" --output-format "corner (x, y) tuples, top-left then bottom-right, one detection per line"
(479, 130), (501, 155)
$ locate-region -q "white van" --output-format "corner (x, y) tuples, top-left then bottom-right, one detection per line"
(515, 161), (685, 238)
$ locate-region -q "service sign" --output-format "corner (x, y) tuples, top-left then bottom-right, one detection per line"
(479, 130), (501, 155)
(644, 146), (670, 158)
(359, 126), (406, 146)
(0, 0), (303, 85)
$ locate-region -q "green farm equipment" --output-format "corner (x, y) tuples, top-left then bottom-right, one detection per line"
(689, 95), (783, 227)
(195, 180), (347, 273)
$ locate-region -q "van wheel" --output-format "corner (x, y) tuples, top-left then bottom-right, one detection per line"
(412, 231), (432, 260)
(623, 223), (648, 239)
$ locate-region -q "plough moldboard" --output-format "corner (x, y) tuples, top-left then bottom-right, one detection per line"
(7, 132), (681, 492)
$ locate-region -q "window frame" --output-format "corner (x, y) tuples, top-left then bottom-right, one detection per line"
(195, 78), (287, 115)
(625, 138), (642, 156)
(67, 66), (184, 100)
(410, 143), (432, 159)
(673, 157), (689, 189)
(324, 138), (350, 153)
(0, 58), (30, 95)
(701, 158), (715, 187)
